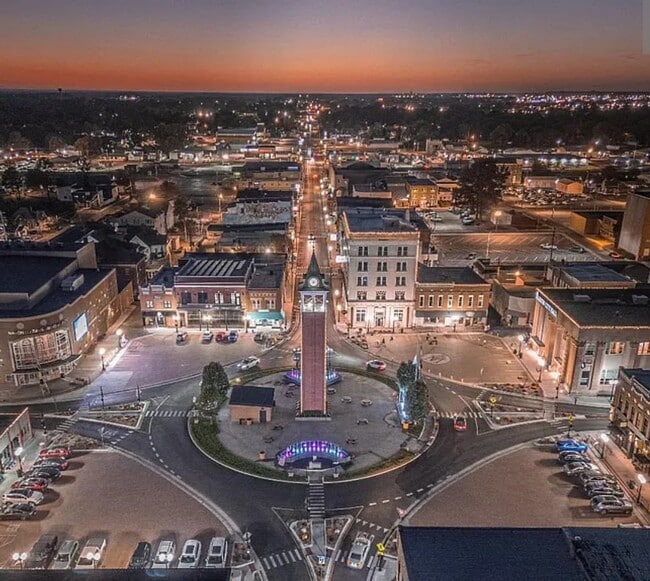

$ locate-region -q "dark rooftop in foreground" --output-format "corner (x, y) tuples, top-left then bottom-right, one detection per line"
(559, 263), (631, 283)
(621, 368), (650, 397)
(417, 265), (487, 285)
(248, 264), (284, 289)
(399, 525), (650, 581)
(176, 254), (253, 280)
(0, 255), (75, 294)
(343, 209), (420, 233)
(229, 385), (275, 408)
(539, 287), (650, 327)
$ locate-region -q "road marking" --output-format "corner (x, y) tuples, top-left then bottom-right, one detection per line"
(281, 552), (291, 564)
(394, 496), (402, 500)
(262, 557), (270, 569)
(406, 492), (414, 497)
(416, 488), (424, 493)
(368, 502), (377, 506)
(426, 483), (434, 488)
(268, 555), (277, 567)
(293, 549), (302, 561)
(381, 499), (390, 504)
(367, 555), (375, 568)
(288, 551), (296, 563)
(334, 549), (341, 562)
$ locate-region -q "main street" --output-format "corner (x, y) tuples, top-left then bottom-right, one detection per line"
(13, 158), (609, 580)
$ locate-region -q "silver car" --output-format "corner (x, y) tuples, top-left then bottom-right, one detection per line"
(52, 540), (79, 570)
(591, 498), (633, 516)
(585, 487), (624, 499)
(564, 462), (598, 476)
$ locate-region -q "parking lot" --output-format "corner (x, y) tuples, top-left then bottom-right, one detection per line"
(409, 441), (639, 528)
(431, 231), (597, 265)
(0, 451), (228, 569)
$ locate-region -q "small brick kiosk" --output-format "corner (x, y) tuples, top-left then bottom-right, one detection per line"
(229, 386), (275, 424)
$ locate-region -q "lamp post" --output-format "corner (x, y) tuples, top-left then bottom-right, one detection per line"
(599, 433), (609, 459)
(12, 552), (27, 569)
(336, 303), (342, 323)
(494, 210), (502, 234)
(609, 379), (619, 402)
(218, 193), (223, 214)
(636, 474), (646, 504)
(99, 347), (106, 371)
(537, 356), (546, 383)
(14, 446), (24, 476)
(173, 315), (179, 334)
(517, 334), (525, 358)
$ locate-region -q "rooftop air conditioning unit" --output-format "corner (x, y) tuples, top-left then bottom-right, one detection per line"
(61, 273), (85, 292)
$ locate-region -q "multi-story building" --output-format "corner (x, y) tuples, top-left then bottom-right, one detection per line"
(413, 266), (491, 329)
(610, 367), (650, 465)
(530, 288), (650, 394)
(405, 177), (436, 208)
(619, 190), (650, 260)
(339, 209), (421, 330)
(0, 241), (132, 389)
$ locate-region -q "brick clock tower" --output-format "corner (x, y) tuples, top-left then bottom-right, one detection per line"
(298, 253), (329, 417)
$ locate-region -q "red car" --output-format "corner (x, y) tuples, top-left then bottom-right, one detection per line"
(608, 251), (623, 259)
(215, 332), (227, 343)
(12, 477), (49, 492)
(39, 447), (70, 460)
(453, 416), (468, 432)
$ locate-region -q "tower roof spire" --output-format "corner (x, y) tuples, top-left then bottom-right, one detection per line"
(306, 252), (322, 278)
(300, 251), (329, 291)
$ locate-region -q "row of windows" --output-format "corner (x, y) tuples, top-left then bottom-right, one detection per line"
(585, 342), (650, 357)
(250, 298), (276, 310)
(617, 396), (650, 436)
(354, 308), (405, 323)
(10, 331), (72, 371)
(179, 292), (241, 306)
(356, 246), (410, 257)
(355, 291), (406, 301)
(418, 294), (485, 309)
(356, 276), (407, 287)
(356, 261), (409, 272)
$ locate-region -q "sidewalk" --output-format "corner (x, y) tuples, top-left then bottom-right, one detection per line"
(0, 431), (45, 495)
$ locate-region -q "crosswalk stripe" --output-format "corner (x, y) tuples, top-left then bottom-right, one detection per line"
(268, 555), (277, 568)
(262, 557), (270, 569)
(282, 552), (291, 564)
(288, 551), (296, 563)
(367, 555), (375, 568)
(293, 549), (302, 561)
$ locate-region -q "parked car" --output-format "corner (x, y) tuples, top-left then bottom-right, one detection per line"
(152, 539), (176, 568)
(52, 539), (80, 570)
(591, 498), (633, 515)
(453, 416), (468, 432)
(570, 245), (586, 253)
(76, 537), (107, 569)
(3, 488), (44, 506)
(346, 532), (371, 569)
(178, 539), (202, 569)
(27, 466), (61, 481)
(215, 332), (227, 343)
(564, 462), (598, 476)
(34, 457), (69, 470)
(253, 332), (267, 343)
(175, 331), (189, 345)
(430, 214), (443, 222)
(205, 536), (228, 568)
(579, 470), (613, 485)
(12, 477), (48, 492)
(366, 360), (386, 371)
(555, 439), (588, 453)
(128, 542), (151, 569)
(557, 452), (587, 465)
(237, 356), (260, 371)
(0, 503), (36, 520)
(201, 331), (214, 344)
(583, 476), (619, 490)
(540, 243), (558, 250)
(39, 447), (70, 460)
(461, 217), (475, 225)
(465, 252), (477, 260)
(25, 534), (58, 569)
(227, 330), (239, 343)
(586, 487), (624, 499)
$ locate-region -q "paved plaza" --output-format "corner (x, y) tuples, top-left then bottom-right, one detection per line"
(216, 371), (412, 474)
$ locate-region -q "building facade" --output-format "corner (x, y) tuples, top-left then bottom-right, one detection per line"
(619, 190), (650, 260)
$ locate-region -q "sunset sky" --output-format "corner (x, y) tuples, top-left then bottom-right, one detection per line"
(1, 0), (649, 92)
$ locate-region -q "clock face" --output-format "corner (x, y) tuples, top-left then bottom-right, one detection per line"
(308, 276), (320, 287)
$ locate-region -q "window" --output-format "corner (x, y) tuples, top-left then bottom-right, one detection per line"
(145, 300), (154, 309)
(437, 295), (443, 307)
(251, 298), (261, 310)
(197, 292), (208, 304)
(395, 276), (406, 286)
(584, 343), (596, 356)
(357, 276), (368, 287)
(377, 261), (388, 272)
(395, 291), (405, 301)
(394, 308), (404, 322)
(638, 342), (650, 356)
(355, 309), (366, 323)
(419, 295), (425, 307)
(599, 368), (617, 385)
(376, 290), (386, 301)
(579, 369), (591, 386)
(606, 342), (625, 355)
(357, 291), (367, 300)
(478, 294), (484, 308)
(214, 292), (224, 304)
(232, 292), (241, 306)
(163, 300), (172, 309)
(378, 246), (388, 257)
(357, 246), (368, 257)
(397, 246), (409, 257)
(267, 298), (276, 310)
(376, 276), (387, 287)
(180, 291), (191, 305)
(428, 295), (434, 307)
(396, 261), (407, 272)
(447, 295), (453, 309)
(357, 261), (368, 272)
(458, 295), (464, 308)
(468, 295), (474, 307)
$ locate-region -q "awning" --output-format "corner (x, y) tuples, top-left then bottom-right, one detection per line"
(248, 311), (284, 322)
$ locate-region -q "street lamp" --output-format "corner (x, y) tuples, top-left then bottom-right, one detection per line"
(218, 193), (223, 214)
(99, 347), (106, 371)
(599, 433), (609, 459)
(14, 446), (24, 475)
(172, 315), (179, 334)
(636, 474), (646, 504)
(12, 552), (27, 569)
(537, 356), (546, 382)
(494, 210), (502, 233)
(203, 315), (211, 331)
(517, 334), (525, 357)
(609, 379), (619, 402)
(336, 303), (342, 323)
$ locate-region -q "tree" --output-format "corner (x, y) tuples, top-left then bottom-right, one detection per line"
(457, 160), (508, 219)
(489, 124), (513, 148)
(199, 362), (230, 409)
(48, 136), (66, 152)
(397, 361), (428, 424)
(74, 136), (100, 157)
(1, 167), (21, 191)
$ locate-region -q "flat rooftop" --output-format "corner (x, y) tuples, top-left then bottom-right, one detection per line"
(344, 209), (419, 233)
(176, 255), (253, 279)
(0, 256), (75, 294)
(622, 368), (650, 397)
(561, 263), (631, 283)
(248, 264), (284, 289)
(418, 265), (487, 285)
(540, 287), (650, 327)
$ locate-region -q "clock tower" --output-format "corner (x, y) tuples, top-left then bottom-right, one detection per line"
(298, 252), (329, 417)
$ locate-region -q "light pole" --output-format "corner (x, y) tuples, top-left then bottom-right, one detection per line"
(12, 552), (27, 569)
(599, 433), (609, 459)
(173, 315), (179, 334)
(99, 347), (106, 371)
(494, 210), (502, 234)
(336, 303), (342, 323)
(609, 379), (619, 402)
(89, 550), (101, 569)
(14, 446), (24, 476)
(517, 334), (525, 357)
(218, 193), (223, 214)
(203, 315), (211, 332)
(537, 356), (546, 383)
(636, 474), (646, 504)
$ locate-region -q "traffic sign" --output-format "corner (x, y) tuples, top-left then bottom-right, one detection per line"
(376, 542), (385, 555)
(488, 395), (498, 405)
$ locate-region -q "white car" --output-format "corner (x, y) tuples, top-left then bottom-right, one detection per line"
(201, 331), (214, 344)
(346, 532), (372, 569)
(540, 243), (558, 250)
(205, 536), (228, 568)
(237, 356), (260, 371)
(152, 539), (176, 568)
(178, 539), (201, 569)
(3, 488), (43, 506)
(76, 537), (106, 569)
(52, 539), (79, 570)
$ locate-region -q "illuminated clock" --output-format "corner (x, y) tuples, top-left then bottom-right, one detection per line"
(308, 276), (320, 287)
